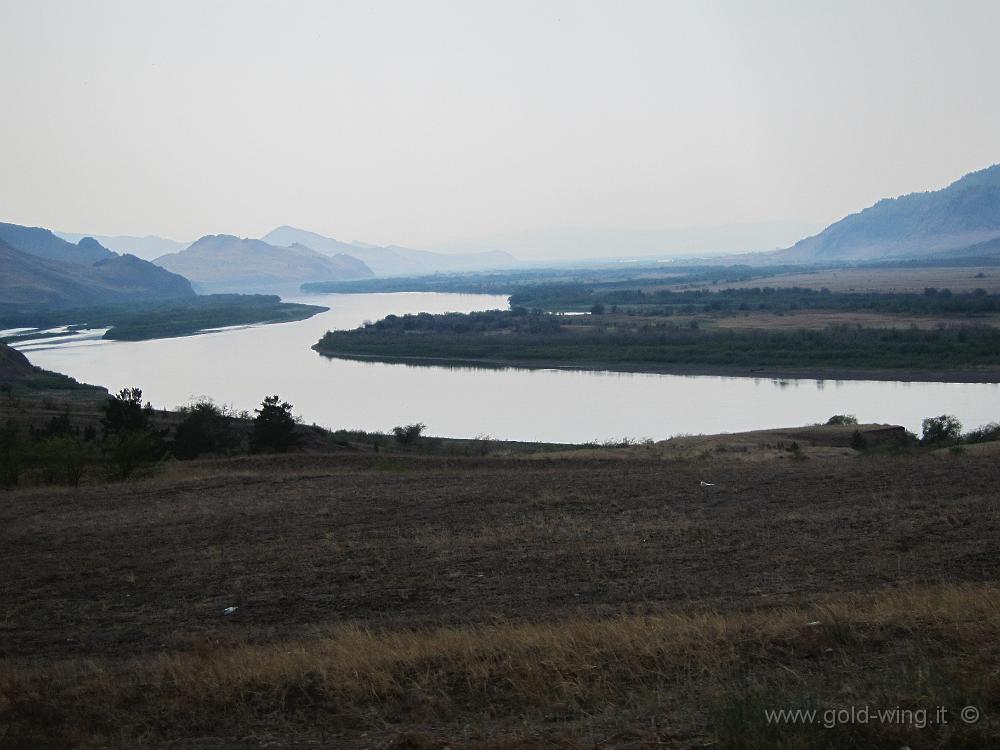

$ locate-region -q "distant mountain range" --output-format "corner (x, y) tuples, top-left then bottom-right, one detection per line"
(55, 232), (189, 261)
(153, 234), (374, 293)
(262, 226), (518, 276)
(426, 221), (825, 261)
(13, 163), (999, 306)
(779, 164), (1000, 262)
(51, 226), (519, 279)
(0, 223), (194, 307)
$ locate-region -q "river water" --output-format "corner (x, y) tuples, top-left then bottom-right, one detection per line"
(13, 292), (1000, 443)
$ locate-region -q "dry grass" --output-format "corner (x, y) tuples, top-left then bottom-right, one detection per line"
(2, 584), (997, 748)
(708, 310), (1000, 330)
(3, 441), (999, 747)
(696, 266), (1000, 294)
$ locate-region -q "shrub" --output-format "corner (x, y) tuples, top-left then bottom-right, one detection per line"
(963, 421), (1000, 444)
(472, 433), (497, 456)
(34, 436), (88, 486)
(0, 419), (22, 489)
(107, 430), (161, 480)
(252, 395), (300, 453)
(102, 387), (155, 437)
(921, 415), (962, 445)
(392, 423), (426, 446)
(173, 400), (240, 459)
(826, 414), (858, 426)
(850, 430), (867, 450)
(33, 412), (75, 440)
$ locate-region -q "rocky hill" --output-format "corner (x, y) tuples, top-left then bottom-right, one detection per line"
(779, 164), (1000, 262)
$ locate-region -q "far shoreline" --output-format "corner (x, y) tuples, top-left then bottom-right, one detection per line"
(313, 348), (1000, 384)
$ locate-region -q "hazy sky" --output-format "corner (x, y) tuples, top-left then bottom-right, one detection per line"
(2, 0), (999, 254)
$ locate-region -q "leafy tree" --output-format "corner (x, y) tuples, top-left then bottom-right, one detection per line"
(173, 400), (240, 459)
(392, 423), (426, 446)
(102, 387), (155, 437)
(921, 415), (963, 445)
(850, 429), (868, 450)
(252, 395), (300, 453)
(827, 414), (858, 426)
(101, 387), (165, 477)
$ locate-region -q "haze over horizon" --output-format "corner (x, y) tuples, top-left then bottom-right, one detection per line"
(3, 0), (999, 258)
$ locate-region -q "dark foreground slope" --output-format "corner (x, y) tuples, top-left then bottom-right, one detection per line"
(2, 433), (998, 748)
(0, 342), (105, 399)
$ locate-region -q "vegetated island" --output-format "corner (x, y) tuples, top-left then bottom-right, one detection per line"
(313, 286), (1000, 381)
(0, 294), (327, 343)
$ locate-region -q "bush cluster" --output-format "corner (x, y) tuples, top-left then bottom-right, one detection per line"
(1, 389), (310, 489)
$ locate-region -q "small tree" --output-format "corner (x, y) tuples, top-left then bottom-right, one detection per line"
(173, 400), (240, 459)
(102, 387), (155, 437)
(101, 387), (165, 477)
(850, 429), (868, 451)
(921, 415), (962, 445)
(252, 395), (300, 453)
(827, 414), (858, 426)
(0, 419), (22, 489)
(34, 435), (88, 486)
(392, 423), (426, 446)
(108, 430), (160, 480)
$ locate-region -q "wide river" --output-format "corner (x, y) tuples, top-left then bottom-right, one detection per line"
(13, 292), (1000, 443)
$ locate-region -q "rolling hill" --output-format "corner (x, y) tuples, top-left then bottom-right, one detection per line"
(262, 226), (517, 276)
(779, 164), (1000, 262)
(0, 228), (195, 308)
(153, 235), (374, 292)
(55, 231), (189, 261)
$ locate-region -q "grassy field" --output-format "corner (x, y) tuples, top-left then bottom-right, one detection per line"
(2, 425), (999, 748)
